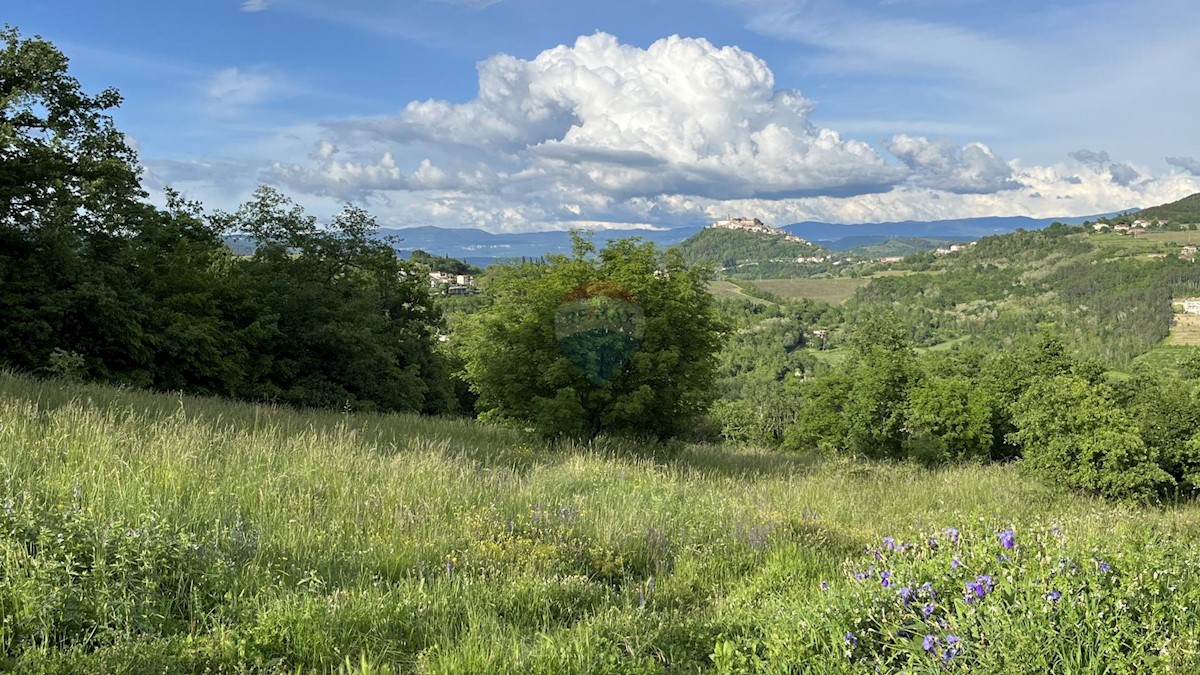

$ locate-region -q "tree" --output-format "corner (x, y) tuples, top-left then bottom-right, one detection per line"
(1011, 375), (1173, 500)
(0, 26), (160, 379)
(840, 312), (917, 458)
(220, 187), (455, 414)
(461, 234), (725, 440)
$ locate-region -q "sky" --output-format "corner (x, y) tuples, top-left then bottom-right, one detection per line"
(10, 0), (1200, 232)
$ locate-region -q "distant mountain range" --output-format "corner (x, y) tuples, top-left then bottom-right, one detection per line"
(781, 214), (1111, 246)
(225, 212), (1128, 264)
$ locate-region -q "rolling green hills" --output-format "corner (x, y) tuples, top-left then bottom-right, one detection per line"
(1132, 191), (1200, 224)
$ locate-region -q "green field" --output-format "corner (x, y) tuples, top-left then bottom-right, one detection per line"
(751, 277), (870, 304)
(708, 279), (773, 305)
(1086, 230), (1200, 253)
(5, 372), (1200, 672)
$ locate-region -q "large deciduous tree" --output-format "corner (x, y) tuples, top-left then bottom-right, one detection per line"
(462, 234), (725, 440)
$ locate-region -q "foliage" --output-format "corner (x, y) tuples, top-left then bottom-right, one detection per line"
(1134, 191), (1200, 225)
(0, 29), (456, 415)
(406, 249), (482, 275)
(1011, 375), (1174, 500)
(462, 234), (725, 440)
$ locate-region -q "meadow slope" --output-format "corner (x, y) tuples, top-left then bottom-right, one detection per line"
(2, 373), (1199, 673)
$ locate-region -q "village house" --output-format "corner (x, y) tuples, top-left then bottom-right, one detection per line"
(1185, 299), (1200, 315)
(1182, 246), (1197, 262)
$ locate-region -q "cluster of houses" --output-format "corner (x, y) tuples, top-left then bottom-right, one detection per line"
(428, 271), (476, 296)
(933, 243), (973, 256)
(1182, 246), (1197, 262)
(710, 217), (813, 245)
(1092, 219), (1169, 234)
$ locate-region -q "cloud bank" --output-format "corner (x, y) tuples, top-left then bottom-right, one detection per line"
(170, 32), (1197, 231)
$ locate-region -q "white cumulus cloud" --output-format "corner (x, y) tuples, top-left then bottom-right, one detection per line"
(270, 32), (903, 209)
(884, 134), (1017, 193)
(237, 32), (1200, 232)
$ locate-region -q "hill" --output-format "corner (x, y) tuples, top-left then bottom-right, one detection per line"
(678, 226), (827, 269)
(841, 236), (970, 258)
(5, 371), (1200, 672)
(1132, 192), (1200, 225)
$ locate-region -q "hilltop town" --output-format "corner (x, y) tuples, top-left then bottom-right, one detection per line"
(708, 217), (812, 244)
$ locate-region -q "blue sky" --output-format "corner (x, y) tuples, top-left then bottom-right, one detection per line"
(9, 0), (1200, 231)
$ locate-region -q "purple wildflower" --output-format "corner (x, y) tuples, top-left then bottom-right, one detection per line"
(882, 536), (896, 551)
(844, 631), (858, 648)
(922, 603), (935, 618)
(855, 571), (867, 581)
(1046, 589), (1062, 603)
(923, 635), (938, 652)
(966, 575), (993, 602)
(946, 528), (960, 544)
(820, 581), (829, 590)
(898, 586), (913, 605)
(928, 536), (938, 549)
(998, 529), (1015, 549)
(1097, 559), (1112, 573)
(880, 570), (892, 588)
(951, 557), (961, 570)
(943, 635), (960, 660)
(920, 582), (937, 599)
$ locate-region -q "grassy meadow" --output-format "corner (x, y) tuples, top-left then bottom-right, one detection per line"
(748, 278), (869, 305)
(708, 280), (774, 306)
(4, 372), (1200, 673)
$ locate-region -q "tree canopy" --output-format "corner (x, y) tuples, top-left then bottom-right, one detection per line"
(461, 234), (725, 440)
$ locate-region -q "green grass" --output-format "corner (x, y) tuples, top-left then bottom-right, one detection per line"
(3, 372), (1200, 672)
(708, 280), (774, 306)
(751, 277), (870, 304)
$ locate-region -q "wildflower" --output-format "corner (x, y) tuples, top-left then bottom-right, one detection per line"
(923, 635), (938, 652)
(943, 635), (961, 660)
(855, 571), (867, 581)
(946, 528), (960, 544)
(998, 529), (1015, 549)
(997, 553), (1009, 563)
(883, 536), (896, 551)
(1097, 559), (1112, 573)
(951, 557), (961, 570)
(920, 581), (937, 598)
(922, 603), (935, 618)
(880, 570), (892, 588)
(928, 536), (938, 549)
(898, 586), (913, 605)
(844, 631), (858, 648)
(1046, 589), (1062, 603)
(966, 575), (993, 602)
(1052, 526), (1062, 537)
(821, 581), (829, 590)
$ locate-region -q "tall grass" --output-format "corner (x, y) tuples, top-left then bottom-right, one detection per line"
(2, 371), (1198, 672)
